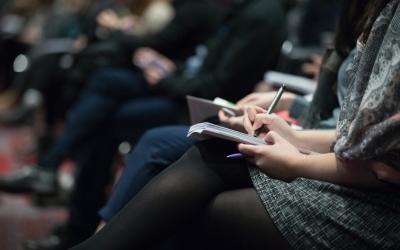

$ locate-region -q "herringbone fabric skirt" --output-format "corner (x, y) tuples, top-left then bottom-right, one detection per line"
(249, 166), (400, 250)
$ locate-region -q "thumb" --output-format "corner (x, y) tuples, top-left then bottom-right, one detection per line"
(238, 143), (259, 157)
(263, 131), (283, 144)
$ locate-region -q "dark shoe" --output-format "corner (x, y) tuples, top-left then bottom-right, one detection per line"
(0, 165), (56, 195)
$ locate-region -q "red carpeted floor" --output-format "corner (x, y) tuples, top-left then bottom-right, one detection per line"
(0, 125), (70, 250)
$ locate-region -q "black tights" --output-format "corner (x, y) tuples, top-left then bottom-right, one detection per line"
(70, 140), (292, 250)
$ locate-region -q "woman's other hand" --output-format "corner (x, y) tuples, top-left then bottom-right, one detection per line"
(218, 110), (246, 132)
(238, 131), (303, 182)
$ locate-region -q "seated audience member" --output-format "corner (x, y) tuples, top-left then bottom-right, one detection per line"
(95, 0), (363, 227)
(0, 0), (220, 169)
(96, 0), (175, 36)
(69, 0), (400, 249)
(1, 0), (221, 248)
(0, 0), (93, 132)
(0, 0), (176, 134)
(96, 43), (357, 230)
(0, 0), (288, 190)
(1, 0), (289, 249)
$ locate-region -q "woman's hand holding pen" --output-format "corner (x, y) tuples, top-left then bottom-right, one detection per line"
(239, 105), (306, 181)
(243, 106), (297, 143)
(243, 106), (269, 138)
(238, 131), (303, 182)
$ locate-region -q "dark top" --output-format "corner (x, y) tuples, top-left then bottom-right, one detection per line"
(157, 0), (288, 103)
(112, 0), (224, 63)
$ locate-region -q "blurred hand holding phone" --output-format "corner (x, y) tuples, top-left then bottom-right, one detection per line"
(133, 47), (176, 85)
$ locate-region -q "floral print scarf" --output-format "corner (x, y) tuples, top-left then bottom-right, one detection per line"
(334, 0), (400, 173)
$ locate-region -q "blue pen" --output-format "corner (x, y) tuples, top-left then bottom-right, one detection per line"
(226, 153), (246, 159)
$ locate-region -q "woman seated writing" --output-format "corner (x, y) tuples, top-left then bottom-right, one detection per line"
(71, 0), (400, 249)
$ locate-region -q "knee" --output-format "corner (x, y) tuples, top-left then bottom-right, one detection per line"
(86, 69), (117, 93)
(140, 126), (187, 145)
(137, 126), (194, 164)
(141, 127), (170, 143)
(87, 68), (140, 91)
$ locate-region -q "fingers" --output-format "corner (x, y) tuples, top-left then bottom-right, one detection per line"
(246, 106), (266, 123)
(369, 162), (400, 185)
(263, 131), (283, 144)
(238, 143), (259, 157)
(243, 106), (266, 134)
(238, 143), (265, 165)
(218, 109), (229, 122)
(252, 112), (282, 131)
(134, 47), (155, 57)
(143, 66), (162, 85)
(134, 48), (157, 69)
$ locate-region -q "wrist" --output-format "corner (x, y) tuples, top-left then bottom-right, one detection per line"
(280, 124), (300, 147)
(297, 154), (308, 178)
(282, 152), (305, 182)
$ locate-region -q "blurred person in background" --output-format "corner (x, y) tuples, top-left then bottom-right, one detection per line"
(0, 0), (56, 90)
(0, 0), (175, 159)
(0, 0), (94, 110)
(0, 0), (290, 249)
(0, 0), (223, 249)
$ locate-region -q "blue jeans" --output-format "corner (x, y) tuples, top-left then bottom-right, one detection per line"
(98, 126), (196, 222)
(40, 68), (178, 169)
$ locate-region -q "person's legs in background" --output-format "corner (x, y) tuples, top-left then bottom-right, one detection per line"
(0, 68), (149, 195)
(111, 97), (180, 142)
(24, 97), (179, 250)
(24, 134), (120, 250)
(40, 68), (150, 170)
(99, 125), (196, 223)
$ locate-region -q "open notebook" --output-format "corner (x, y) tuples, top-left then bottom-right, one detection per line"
(188, 122), (318, 155)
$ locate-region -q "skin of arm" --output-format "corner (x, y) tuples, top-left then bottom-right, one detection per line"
(243, 106), (334, 153)
(239, 106), (386, 188)
(239, 139), (385, 188)
(237, 92), (296, 112)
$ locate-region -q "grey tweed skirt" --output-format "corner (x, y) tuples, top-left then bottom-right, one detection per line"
(248, 166), (400, 250)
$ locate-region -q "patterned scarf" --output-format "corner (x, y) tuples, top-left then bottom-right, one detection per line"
(334, 0), (400, 173)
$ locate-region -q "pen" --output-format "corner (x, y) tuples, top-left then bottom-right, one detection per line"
(226, 153), (246, 159)
(253, 84), (286, 137)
